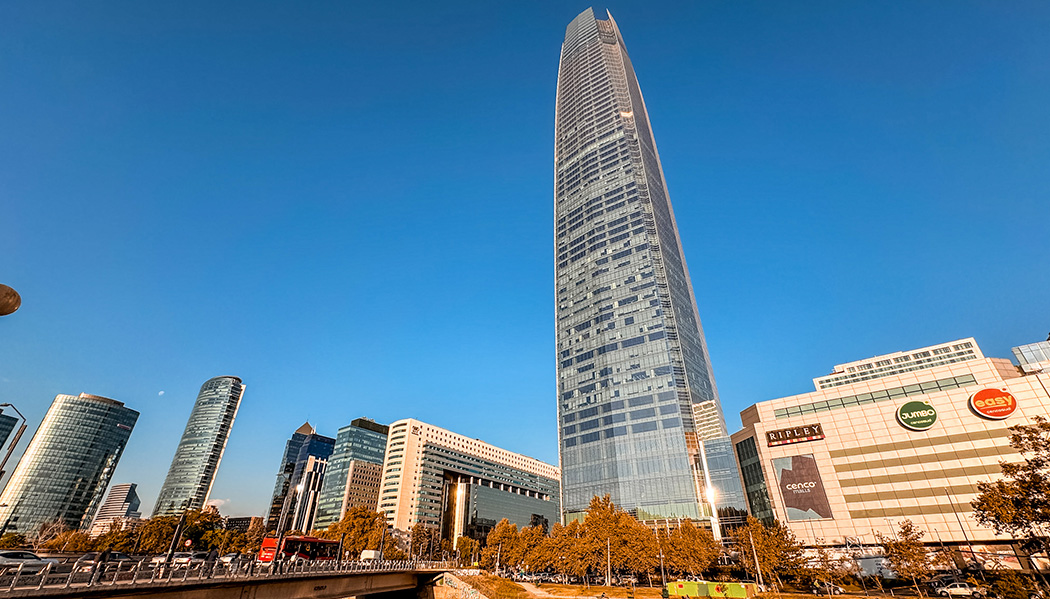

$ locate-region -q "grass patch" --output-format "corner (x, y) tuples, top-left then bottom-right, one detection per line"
(460, 574), (533, 599)
(533, 582), (666, 598)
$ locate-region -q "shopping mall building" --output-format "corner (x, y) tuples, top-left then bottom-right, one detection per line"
(731, 336), (1050, 568)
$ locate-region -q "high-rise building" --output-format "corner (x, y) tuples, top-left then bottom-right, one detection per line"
(314, 418), (389, 529)
(554, 8), (729, 524)
(377, 419), (561, 542)
(267, 423), (334, 534)
(153, 376), (245, 517)
(88, 483), (141, 537)
(266, 422), (314, 531)
(0, 393), (138, 535)
(0, 411), (17, 458)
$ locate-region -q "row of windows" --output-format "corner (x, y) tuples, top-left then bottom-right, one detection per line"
(563, 418), (682, 447)
(774, 374), (979, 419)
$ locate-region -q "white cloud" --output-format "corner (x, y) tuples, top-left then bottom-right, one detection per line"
(158, 391), (165, 396)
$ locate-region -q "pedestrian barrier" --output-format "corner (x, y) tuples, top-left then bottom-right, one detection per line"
(0, 558), (454, 594)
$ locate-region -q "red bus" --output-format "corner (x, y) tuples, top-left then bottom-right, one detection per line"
(258, 536), (340, 562)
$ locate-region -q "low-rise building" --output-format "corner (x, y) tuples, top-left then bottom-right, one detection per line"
(377, 419), (561, 541)
(731, 336), (1050, 568)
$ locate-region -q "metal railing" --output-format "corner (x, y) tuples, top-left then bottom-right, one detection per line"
(0, 557), (455, 594)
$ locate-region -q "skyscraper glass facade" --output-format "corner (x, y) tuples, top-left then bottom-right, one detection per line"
(0, 393), (138, 535)
(314, 418), (388, 529)
(266, 423), (314, 531)
(555, 8), (728, 522)
(153, 376), (245, 517)
(0, 412), (17, 456)
(275, 430), (335, 534)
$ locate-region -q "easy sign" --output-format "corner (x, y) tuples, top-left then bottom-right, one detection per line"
(970, 388), (1018, 420)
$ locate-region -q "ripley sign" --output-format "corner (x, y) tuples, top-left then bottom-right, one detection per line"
(767, 424), (825, 447)
(970, 388), (1018, 420)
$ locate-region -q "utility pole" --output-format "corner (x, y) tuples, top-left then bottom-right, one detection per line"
(659, 545), (667, 586)
(495, 542), (501, 576)
(749, 529), (765, 589)
(606, 537), (612, 586)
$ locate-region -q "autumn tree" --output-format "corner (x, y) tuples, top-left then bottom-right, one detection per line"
(730, 516), (804, 589)
(41, 529), (93, 552)
(319, 506), (392, 559)
(664, 519), (720, 577)
(481, 519), (520, 571)
(456, 536), (480, 567)
(135, 516), (179, 554)
(878, 520), (932, 596)
(543, 520), (591, 582)
(94, 522), (137, 553)
(410, 523), (435, 558)
(0, 534), (25, 549)
(973, 417), (1050, 568)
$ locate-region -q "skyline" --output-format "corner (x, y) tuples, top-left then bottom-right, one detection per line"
(2, 0), (1049, 518)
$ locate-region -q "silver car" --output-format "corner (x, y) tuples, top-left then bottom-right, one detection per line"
(0, 550), (58, 573)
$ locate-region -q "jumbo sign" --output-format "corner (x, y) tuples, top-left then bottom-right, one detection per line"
(969, 388), (1018, 420)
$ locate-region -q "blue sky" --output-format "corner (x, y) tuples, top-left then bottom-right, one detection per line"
(2, 1), (1048, 518)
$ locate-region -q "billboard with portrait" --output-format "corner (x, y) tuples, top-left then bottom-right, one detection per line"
(772, 453), (833, 521)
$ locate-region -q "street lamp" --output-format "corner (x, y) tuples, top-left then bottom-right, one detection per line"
(0, 403), (29, 480)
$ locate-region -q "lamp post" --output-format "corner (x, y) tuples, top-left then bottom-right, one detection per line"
(0, 403), (28, 480)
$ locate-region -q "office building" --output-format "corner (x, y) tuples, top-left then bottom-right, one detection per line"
(314, 418), (389, 529)
(0, 411), (17, 459)
(88, 483), (141, 537)
(153, 376), (245, 517)
(0, 393), (138, 535)
(225, 516), (262, 533)
(266, 422), (314, 531)
(268, 423), (334, 534)
(377, 419), (560, 542)
(731, 337), (1050, 567)
(554, 8), (731, 524)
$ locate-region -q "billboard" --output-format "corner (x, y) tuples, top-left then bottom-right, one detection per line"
(772, 453), (833, 521)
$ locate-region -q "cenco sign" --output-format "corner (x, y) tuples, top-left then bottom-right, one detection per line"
(969, 388), (1018, 420)
(897, 400), (937, 431)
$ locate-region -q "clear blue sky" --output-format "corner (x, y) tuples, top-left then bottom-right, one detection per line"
(2, 1), (1048, 518)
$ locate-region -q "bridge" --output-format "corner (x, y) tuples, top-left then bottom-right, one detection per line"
(0, 559), (454, 599)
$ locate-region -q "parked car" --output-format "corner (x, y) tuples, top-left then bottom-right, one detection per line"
(939, 582), (987, 597)
(811, 582), (845, 595)
(173, 552), (209, 569)
(76, 551), (134, 572)
(0, 551), (58, 573)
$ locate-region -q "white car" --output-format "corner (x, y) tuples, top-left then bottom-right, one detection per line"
(939, 582), (987, 597)
(0, 551), (58, 573)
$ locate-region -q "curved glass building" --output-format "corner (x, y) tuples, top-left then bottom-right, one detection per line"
(152, 376), (245, 517)
(0, 393), (138, 535)
(555, 9), (728, 523)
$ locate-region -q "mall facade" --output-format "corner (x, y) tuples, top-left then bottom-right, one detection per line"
(731, 336), (1050, 567)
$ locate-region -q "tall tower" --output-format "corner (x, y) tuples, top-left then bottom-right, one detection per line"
(0, 393), (138, 535)
(152, 376), (245, 517)
(554, 8), (727, 523)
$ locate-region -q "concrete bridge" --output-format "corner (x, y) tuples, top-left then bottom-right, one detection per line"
(0, 560), (453, 599)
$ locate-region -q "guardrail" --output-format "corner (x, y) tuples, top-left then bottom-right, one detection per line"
(0, 558), (455, 594)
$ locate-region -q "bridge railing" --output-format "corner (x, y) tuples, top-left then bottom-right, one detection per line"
(0, 558), (455, 594)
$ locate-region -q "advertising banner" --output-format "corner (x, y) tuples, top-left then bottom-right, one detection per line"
(772, 453), (833, 521)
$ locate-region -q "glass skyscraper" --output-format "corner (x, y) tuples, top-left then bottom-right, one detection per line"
(266, 422), (335, 534)
(313, 418), (389, 529)
(152, 376), (245, 517)
(0, 393), (138, 535)
(555, 9), (730, 523)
